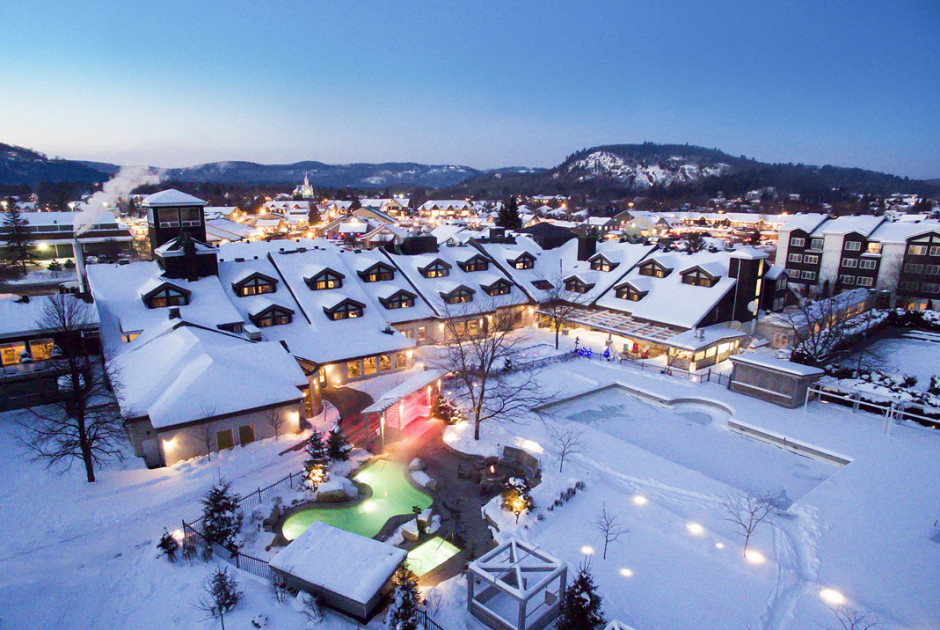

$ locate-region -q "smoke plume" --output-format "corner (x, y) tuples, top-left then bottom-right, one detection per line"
(74, 165), (164, 236)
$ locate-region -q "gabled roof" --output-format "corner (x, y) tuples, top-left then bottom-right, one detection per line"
(138, 277), (192, 300)
(680, 262), (724, 278)
(231, 269), (278, 288)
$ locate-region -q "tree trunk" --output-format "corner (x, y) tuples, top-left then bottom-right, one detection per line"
(77, 413), (96, 483)
(555, 324), (560, 349)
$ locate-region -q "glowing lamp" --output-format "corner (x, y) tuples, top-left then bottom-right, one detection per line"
(685, 522), (705, 535)
(819, 588), (846, 606)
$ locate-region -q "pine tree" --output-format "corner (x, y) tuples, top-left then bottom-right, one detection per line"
(157, 528), (179, 562)
(201, 478), (242, 553)
(497, 197), (522, 230)
(1, 203), (34, 276)
(195, 566), (242, 630)
(304, 431), (330, 490)
(384, 565), (422, 630)
(556, 561), (606, 630)
(327, 424), (351, 461)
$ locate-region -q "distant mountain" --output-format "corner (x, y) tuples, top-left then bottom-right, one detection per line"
(78, 159), (483, 189)
(446, 143), (938, 197)
(0, 143), (110, 186)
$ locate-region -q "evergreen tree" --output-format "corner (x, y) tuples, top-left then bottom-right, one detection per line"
(157, 528), (179, 562)
(496, 197), (522, 230)
(304, 431), (330, 490)
(200, 478), (242, 553)
(384, 565), (422, 630)
(501, 477), (534, 523)
(1, 203), (34, 275)
(195, 566), (242, 630)
(327, 423), (351, 461)
(48, 259), (62, 276)
(556, 561), (606, 630)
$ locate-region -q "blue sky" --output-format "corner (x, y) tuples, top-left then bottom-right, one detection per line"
(1, 1), (938, 177)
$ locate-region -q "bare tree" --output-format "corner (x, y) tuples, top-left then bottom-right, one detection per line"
(542, 273), (590, 349)
(431, 301), (550, 441)
(824, 606), (879, 630)
(264, 407), (285, 441)
(594, 502), (626, 559)
(196, 405), (216, 461)
(546, 423), (585, 473)
(16, 295), (127, 482)
(719, 489), (775, 557)
(783, 291), (863, 366)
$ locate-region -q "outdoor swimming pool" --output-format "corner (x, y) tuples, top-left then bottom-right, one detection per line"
(406, 536), (462, 577)
(281, 459), (433, 541)
(540, 385), (839, 501)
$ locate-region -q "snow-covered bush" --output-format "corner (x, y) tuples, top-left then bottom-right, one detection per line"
(547, 481), (586, 512)
(303, 431), (330, 491)
(384, 565), (422, 630)
(157, 529), (178, 562)
(302, 592), (323, 628)
(327, 424), (351, 461)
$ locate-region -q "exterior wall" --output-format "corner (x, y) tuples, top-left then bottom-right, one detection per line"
(876, 241), (906, 292)
(819, 233), (844, 285)
(319, 349), (414, 388)
(156, 401), (304, 466)
(729, 362), (821, 408)
(782, 228), (823, 285)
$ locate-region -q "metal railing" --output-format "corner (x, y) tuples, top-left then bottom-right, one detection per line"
(807, 384), (940, 430)
(570, 348), (734, 386)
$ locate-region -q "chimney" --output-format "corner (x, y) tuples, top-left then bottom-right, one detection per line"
(577, 236), (597, 261)
(168, 307), (181, 320)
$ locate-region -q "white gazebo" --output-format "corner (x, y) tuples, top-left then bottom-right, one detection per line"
(467, 539), (567, 630)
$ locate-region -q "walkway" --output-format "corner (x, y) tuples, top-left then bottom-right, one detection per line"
(321, 386), (375, 447)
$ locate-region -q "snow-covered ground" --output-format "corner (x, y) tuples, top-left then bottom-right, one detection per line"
(842, 330), (940, 392)
(2, 327), (938, 629)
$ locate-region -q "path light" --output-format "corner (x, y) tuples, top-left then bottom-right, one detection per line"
(715, 542), (725, 549)
(580, 545), (594, 555)
(819, 588), (846, 606)
(619, 568), (633, 577)
(360, 500), (377, 513)
(632, 495), (648, 506)
(744, 549), (766, 564)
(686, 522), (705, 535)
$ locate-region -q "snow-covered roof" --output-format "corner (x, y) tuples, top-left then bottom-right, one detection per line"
(663, 325), (746, 351)
(0, 294), (99, 340)
(779, 213), (829, 234)
(270, 521), (406, 607)
(730, 353), (825, 377)
(820, 215), (884, 237)
(361, 369), (444, 415)
(869, 219), (940, 244)
(114, 324), (306, 428)
(141, 189), (206, 207)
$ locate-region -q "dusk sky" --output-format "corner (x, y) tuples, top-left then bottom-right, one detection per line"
(2, 1), (938, 178)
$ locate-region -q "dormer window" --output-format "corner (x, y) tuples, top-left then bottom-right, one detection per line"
(441, 285), (474, 304)
(532, 279), (553, 290)
(638, 260), (672, 278)
(305, 268), (345, 290)
(379, 289), (416, 310)
(420, 259), (451, 278)
(680, 267), (720, 288)
(482, 278), (512, 297)
(324, 298), (365, 320)
(564, 276), (595, 294)
(509, 252), (535, 270)
(142, 282), (191, 309)
(357, 261), (396, 282)
(458, 254), (490, 273)
(589, 254), (618, 272)
(250, 304), (294, 328)
(614, 282), (647, 301)
(232, 272), (277, 297)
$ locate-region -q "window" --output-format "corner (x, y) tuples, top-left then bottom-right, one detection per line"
(180, 207), (201, 227)
(306, 269), (344, 290)
(358, 263), (395, 282)
(810, 238), (824, 250)
(908, 244), (928, 256)
(615, 285), (646, 301)
(927, 265), (940, 276)
(421, 260), (451, 278)
(787, 253), (803, 263)
(532, 280), (553, 290)
(0, 342), (26, 366)
(347, 360), (362, 378)
(844, 241), (861, 251)
(145, 287), (189, 309)
(859, 259), (877, 270)
(363, 356), (377, 376)
(590, 257), (617, 272)
(326, 300), (364, 320)
(842, 258), (858, 268)
(786, 268), (800, 278)
(235, 276), (276, 297)
(900, 281), (919, 291)
(638, 262), (669, 278)
(379, 354), (391, 371)
(801, 270), (816, 280)
(840, 275), (855, 285)
(238, 425), (255, 446)
(804, 255), (819, 265)
(442, 287), (474, 304)
(459, 256), (489, 272)
(158, 208), (179, 228)
(564, 278), (593, 293)
(867, 243), (882, 255)
(923, 283), (940, 294)
(29, 338), (54, 361)
(681, 270), (716, 287)
(483, 280), (512, 296)
(931, 246), (940, 257)
(216, 429), (234, 450)
(380, 291), (415, 310)
(856, 277), (874, 287)
(790, 237), (805, 247)
(512, 254), (535, 270)
(253, 307), (292, 327)
(417, 327), (428, 343)
(395, 351), (408, 368)
(905, 263), (924, 274)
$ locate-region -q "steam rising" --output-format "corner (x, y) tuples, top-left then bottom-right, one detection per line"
(74, 165), (164, 236)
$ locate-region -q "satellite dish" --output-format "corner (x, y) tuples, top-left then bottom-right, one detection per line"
(747, 300), (759, 314)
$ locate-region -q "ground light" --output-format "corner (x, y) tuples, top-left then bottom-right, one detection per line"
(619, 568), (633, 577)
(744, 549), (766, 564)
(715, 542), (725, 549)
(632, 495), (648, 505)
(686, 522), (705, 535)
(581, 545), (594, 555)
(819, 588), (846, 606)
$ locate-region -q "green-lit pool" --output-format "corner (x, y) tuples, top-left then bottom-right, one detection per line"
(407, 537), (461, 577)
(281, 459), (433, 541)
